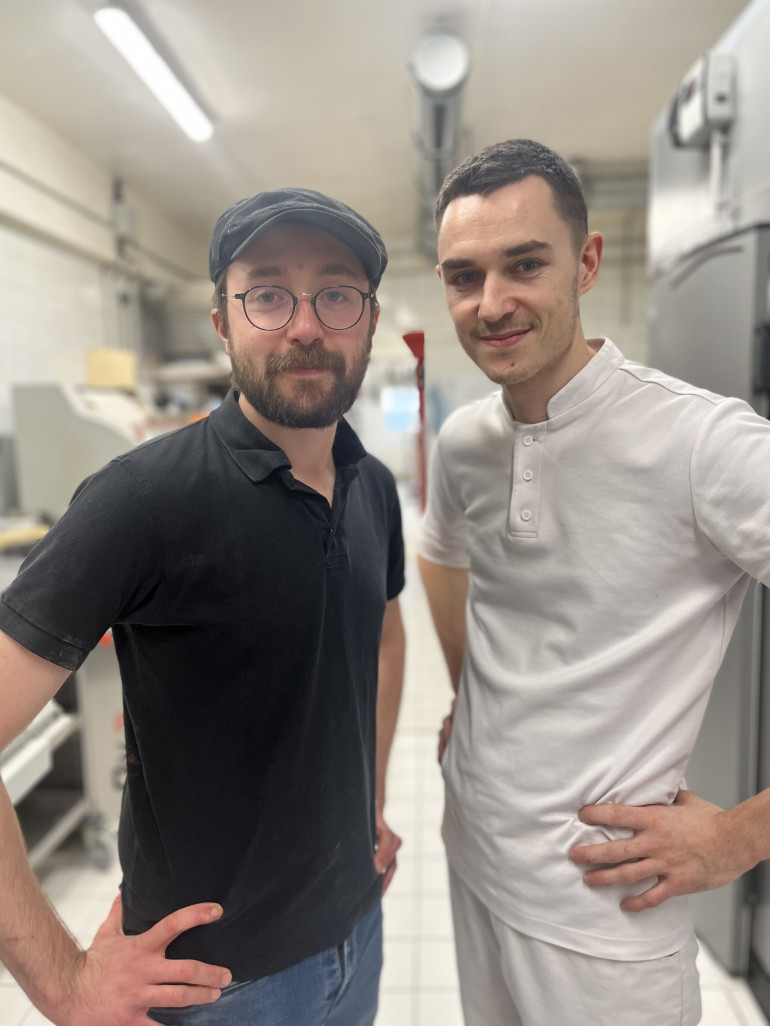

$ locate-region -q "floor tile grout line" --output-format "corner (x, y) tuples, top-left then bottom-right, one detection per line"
(723, 984), (754, 1026)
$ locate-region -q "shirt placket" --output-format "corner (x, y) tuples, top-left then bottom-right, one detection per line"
(508, 424), (544, 538)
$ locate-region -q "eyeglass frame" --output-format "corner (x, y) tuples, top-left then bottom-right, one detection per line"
(222, 284), (377, 332)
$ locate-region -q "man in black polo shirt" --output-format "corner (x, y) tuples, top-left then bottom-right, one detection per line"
(0, 189), (406, 1026)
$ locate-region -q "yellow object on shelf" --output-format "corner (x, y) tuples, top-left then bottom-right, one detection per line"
(0, 525), (49, 552)
(86, 348), (137, 391)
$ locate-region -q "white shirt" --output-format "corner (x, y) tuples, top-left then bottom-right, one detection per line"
(420, 339), (770, 959)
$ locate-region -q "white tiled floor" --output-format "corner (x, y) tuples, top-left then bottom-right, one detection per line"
(1, 511), (769, 1025)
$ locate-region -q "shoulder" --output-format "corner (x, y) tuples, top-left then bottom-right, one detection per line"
(436, 390), (504, 453)
(615, 358), (734, 413)
(103, 417), (217, 502)
(356, 453), (401, 515)
(116, 417), (210, 472)
(601, 356), (770, 465)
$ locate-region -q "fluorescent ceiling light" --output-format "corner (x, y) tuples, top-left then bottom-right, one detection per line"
(94, 6), (213, 143)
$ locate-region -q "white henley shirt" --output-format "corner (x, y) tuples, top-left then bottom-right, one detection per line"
(420, 338), (770, 959)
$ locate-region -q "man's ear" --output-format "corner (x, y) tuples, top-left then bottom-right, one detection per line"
(211, 309), (231, 352)
(577, 233), (603, 297)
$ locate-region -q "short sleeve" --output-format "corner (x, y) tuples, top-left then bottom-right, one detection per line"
(419, 432), (471, 570)
(690, 398), (770, 586)
(0, 460), (162, 669)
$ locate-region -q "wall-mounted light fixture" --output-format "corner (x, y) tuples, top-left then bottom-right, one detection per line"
(410, 28), (470, 258)
(94, 6), (213, 143)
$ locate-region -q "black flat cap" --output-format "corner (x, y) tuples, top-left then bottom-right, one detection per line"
(209, 188), (388, 288)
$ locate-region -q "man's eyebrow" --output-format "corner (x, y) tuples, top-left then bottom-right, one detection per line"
(318, 262), (364, 279)
(439, 258), (477, 272)
(244, 265), (284, 279)
(502, 240), (554, 258)
(440, 240), (554, 272)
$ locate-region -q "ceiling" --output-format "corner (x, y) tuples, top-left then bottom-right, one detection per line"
(0, 0), (752, 251)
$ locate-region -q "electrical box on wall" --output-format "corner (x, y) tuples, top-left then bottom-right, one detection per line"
(670, 52), (735, 147)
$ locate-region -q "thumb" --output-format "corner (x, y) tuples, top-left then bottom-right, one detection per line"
(96, 893), (124, 938)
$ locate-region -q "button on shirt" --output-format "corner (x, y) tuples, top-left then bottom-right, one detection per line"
(420, 339), (770, 959)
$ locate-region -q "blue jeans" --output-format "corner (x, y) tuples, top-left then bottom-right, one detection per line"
(149, 898), (382, 1026)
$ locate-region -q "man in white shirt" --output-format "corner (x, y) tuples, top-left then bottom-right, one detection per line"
(418, 138), (770, 1026)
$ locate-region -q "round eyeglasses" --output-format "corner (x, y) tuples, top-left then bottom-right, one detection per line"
(223, 285), (376, 331)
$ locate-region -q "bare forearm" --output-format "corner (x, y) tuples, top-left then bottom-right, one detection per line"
(0, 632), (83, 1020)
(417, 556), (468, 693)
(0, 780), (82, 1021)
(376, 598), (405, 809)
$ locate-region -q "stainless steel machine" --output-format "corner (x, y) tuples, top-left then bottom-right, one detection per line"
(647, 0), (770, 1009)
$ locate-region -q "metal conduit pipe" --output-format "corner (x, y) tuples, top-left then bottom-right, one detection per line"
(410, 28), (470, 260)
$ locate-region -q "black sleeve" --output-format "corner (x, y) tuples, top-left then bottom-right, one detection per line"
(0, 460), (162, 670)
(384, 472), (406, 602)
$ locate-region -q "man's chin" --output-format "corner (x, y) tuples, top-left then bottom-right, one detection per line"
(241, 389), (351, 430)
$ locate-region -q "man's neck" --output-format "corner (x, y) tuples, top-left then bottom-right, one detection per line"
(503, 337), (598, 424)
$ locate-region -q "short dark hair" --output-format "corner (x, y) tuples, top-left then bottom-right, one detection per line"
(435, 139), (588, 252)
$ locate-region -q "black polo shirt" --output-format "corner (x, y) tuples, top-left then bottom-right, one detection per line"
(0, 390), (405, 981)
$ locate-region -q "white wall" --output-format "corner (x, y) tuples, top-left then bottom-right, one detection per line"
(0, 93), (206, 277)
(0, 93), (210, 507)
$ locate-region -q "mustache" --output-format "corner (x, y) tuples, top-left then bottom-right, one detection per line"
(265, 344), (346, 376)
(475, 317), (531, 337)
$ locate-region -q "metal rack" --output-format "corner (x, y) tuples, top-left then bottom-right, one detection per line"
(0, 556), (122, 870)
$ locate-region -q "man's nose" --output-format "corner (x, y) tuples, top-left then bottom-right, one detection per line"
(288, 294), (324, 344)
(477, 277), (517, 325)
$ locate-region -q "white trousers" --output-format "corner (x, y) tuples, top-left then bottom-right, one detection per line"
(448, 865), (702, 1026)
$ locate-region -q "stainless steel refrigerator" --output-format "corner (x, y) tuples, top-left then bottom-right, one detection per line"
(647, 0), (770, 1008)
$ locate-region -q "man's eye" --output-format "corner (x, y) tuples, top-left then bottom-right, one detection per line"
(451, 271), (478, 287)
(324, 290), (348, 304)
(254, 290), (278, 305)
(518, 259), (541, 273)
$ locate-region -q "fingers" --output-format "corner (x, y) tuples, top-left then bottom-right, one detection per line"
(147, 903), (225, 950)
(581, 859), (655, 888)
(437, 716), (452, 763)
(374, 814), (401, 894)
(437, 699), (456, 764)
(155, 958), (232, 990)
(374, 821), (402, 876)
(375, 826), (402, 867)
(144, 983), (223, 1009)
(619, 880), (672, 913)
(578, 803), (657, 830)
(381, 858), (398, 895)
(569, 838), (640, 866)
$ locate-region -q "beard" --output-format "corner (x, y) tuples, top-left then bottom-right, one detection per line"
(228, 326), (373, 430)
